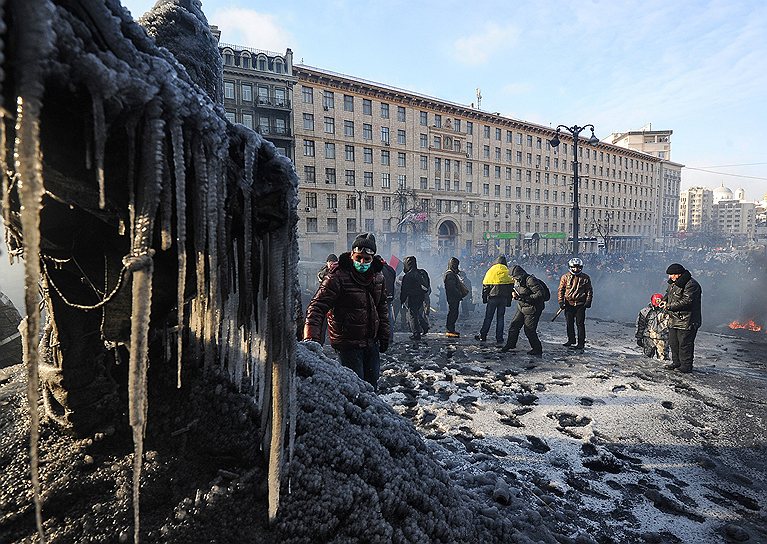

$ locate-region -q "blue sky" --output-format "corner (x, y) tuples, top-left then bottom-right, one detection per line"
(125, 0), (763, 201)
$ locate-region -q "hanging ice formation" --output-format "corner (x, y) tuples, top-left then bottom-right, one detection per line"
(1, 1), (300, 542)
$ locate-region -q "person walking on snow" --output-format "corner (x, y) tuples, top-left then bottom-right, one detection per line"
(558, 257), (593, 350)
(400, 256), (430, 340)
(475, 256), (514, 344)
(660, 263), (702, 373)
(501, 264), (545, 356)
(303, 233), (390, 389)
(443, 257), (467, 338)
(635, 293), (669, 360)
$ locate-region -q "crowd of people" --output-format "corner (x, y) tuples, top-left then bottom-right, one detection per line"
(301, 233), (725, 389)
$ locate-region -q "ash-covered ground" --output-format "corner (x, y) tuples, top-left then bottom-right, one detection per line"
(1, 310), (766, 543)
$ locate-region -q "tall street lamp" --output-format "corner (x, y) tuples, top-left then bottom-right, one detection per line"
(549, 124), (599, 255)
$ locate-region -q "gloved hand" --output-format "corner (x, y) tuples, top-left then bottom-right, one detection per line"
(378, 339), (389, 353)
(585, 302), (591, 309)
(482, 297), (488, 304)
(636, 337), (643, 347)
(559, 301), (566, 310)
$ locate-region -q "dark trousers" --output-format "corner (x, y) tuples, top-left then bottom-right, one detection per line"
(446, 298), (460, 332)
(335, 343), (381, 389)
(668, 327), (697, 371)
(505, 308), (543, 353)
(565, 304), (587, 345)
(480, 297), (507, 342)
(406, 298), (428, 336)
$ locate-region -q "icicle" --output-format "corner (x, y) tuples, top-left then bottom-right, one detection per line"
(191, 136), (208, 366)
(159, 149), (172, 251)
(91, 92), (107, 209)
(205, 153), (219, 370)
(15, 91), (47, 544)
(125, 117), (138, 247)
(127, 103), (165, 544)
(1, 109), (10, 231)
(170, 120), (186, 388)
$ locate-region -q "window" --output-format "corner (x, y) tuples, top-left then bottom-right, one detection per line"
(466, 121), (473, 135)
(420, 155), (428, 170)
(322, 90), (334, 109)
(306, 192), (317, 208)
(483, 183), (490, 196)
(397, 106), (406, 122)
(347, 218), (356, 232)
(327, 218), (338, 233)
(224, 81), (235, 99)
(495, 166), (501, 179)
(506, 150), (512, 162)
(466, 162), (473, 175)
(364, 172), (373, 187)
(346, 195), (356, 209)
(258, 116), (269, 133)
(302, 86), (314, 104)
(381, 103), (389, 119)
(494, 184), (501, 197)
(343, 94), (354, 112)
(398, 152), (406, 167)
(483, 145), (490, 158)
(483, 164), (490, 177)
(365, 219), (375, 232)
(516, 133), (522, 145)
(381, 174), (391, 189)
(383, 218), (391, 232)
(363, 99), (372, 115)
(467, 142), (473, 156)
(381, 150), (390, 166)
(303, 113), (314, 130)
(274, 88), (286, 106)
(420, 134), (428, 148)
(496, 127), (502, 140)
(325, 168), (336, 184)
(345, 170), (355, 186)
(526, 135), (533, 146)
(363, 147), (373, 164)
(363, 123), (372, 140)
(454, 119), (461, 132)
(306, 218), (318, 232)
(434, 114), (442, 128)
(324, 117), (335, 134)
(397, 129), (406, 145)
(327, 194), (337, 209)
(516, 151), (523, 163)
(241, 114), (253, 129)
(434, 135), (442, 149)
(381, 127), (390, 143)
(506, 130), (513, 143)
(383, 196), (391, 211)
(483, 125), (490, 138)
(241, 84), (252, 102)
(304, 166), (315, 183)
(465, 181), (472, 193)
(420, 111), (428, 125)
(420, 176), (428, 189)
(345, 145), (355, 161)
(344, 120), (354, 137)
(365, 195), (375, 210)
(303, 139), (315, 157)
(325, 142), (335, 159)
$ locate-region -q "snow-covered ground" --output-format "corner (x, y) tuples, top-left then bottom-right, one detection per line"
(371, 311), (767, 543)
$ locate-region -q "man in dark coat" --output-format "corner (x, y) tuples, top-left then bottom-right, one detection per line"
(501, 265), (545, 356)
(304, 233), (390, 389)
(443, 257), (464, 338)
(316, 253), (338, 344)
(661, 263), (702, 373)
(400, 255), (430, 340)
(558, 257), (593, 350)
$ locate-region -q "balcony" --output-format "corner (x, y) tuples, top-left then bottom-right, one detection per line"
(256, 97), (292, 110)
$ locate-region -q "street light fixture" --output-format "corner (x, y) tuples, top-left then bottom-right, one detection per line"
(549, 124), (599, 255)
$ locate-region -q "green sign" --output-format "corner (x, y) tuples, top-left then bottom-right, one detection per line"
(482, 232), (519, 240)
(539, 232), (567, 239)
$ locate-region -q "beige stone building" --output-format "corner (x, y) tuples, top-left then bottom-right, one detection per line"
(713, 199), (756, 241)
(291, 65), (664, 261)
(678, 186), (714, 232)
(609, 125), (672, 160)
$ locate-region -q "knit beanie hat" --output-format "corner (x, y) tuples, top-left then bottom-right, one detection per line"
(351, 233), (376, 254)
(325, 254), (338, 263)
(665, 263), (685, 275)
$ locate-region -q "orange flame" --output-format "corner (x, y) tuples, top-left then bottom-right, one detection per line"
(729, 320), (763, 332)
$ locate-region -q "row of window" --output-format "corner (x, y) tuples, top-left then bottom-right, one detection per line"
(222, 51), (286, 73)
(224, 81), (289, 106)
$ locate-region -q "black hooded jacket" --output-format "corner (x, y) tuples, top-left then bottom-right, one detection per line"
(510, 265), (546, 315)
(664, 270), (702, 330)
(443, 257), (463, 302)
(400, 256), (429, 305)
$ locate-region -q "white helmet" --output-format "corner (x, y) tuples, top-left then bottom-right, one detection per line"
(568, 257), (583, 269)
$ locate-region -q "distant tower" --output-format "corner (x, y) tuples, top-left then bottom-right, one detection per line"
(735, 187), (746, 201)
(476, 88), (482, 109)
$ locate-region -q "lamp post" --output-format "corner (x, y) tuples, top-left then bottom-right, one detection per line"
(549, 124), (599, 255)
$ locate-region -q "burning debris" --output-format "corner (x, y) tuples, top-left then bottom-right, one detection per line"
(729, 320), (763, 332)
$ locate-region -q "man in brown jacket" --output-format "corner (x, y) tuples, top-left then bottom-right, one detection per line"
(557, 257), (593, 350)
(304, 233), (390, 389)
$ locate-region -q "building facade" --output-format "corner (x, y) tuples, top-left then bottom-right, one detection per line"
(609, 126), (672, 160)
(215, 29), (297, 160)
(292, 65), (663, 261)
(678, 186), (714, 232)
(657, 161), (683, 249)
(713, 199), (756, 241)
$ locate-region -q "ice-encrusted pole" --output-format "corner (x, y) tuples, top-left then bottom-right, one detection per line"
(170, 119), (187, 388)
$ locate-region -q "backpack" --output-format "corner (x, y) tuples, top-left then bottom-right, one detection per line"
(418, 269), (431, 294)
(530, 275), (551, 302)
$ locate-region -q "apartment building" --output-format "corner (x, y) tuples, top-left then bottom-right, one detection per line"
(713, 199), (756, 240)
(610, 126), (672, 160)
(291, 65), (663, 261)
(657, 161), (683, 249)
(216, 29), (297, 160)
(678, 187), (713, 232)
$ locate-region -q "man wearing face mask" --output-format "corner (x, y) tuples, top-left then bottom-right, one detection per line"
(303, 233), (390, 390)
